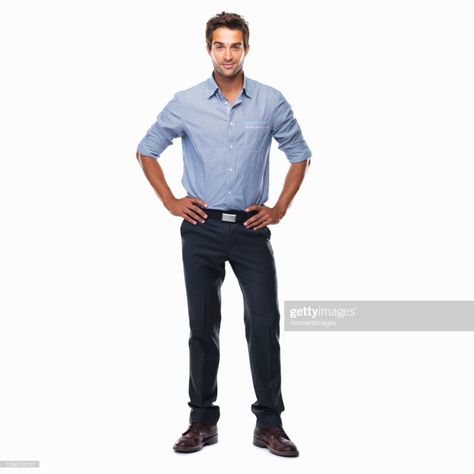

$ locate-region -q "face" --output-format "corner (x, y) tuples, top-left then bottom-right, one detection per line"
(208, 27), (249, 78)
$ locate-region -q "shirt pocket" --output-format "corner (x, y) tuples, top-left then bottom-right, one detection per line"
(244, 120), (270, 152)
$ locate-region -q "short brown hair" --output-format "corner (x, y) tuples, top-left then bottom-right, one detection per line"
(206, 11), (250, 51)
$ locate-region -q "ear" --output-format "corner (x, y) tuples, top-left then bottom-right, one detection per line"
(245, 44), (250, 56)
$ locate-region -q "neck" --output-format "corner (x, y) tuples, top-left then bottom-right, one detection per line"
(213, 70), (244, 95)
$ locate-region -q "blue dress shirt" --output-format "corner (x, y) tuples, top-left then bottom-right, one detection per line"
(137, 71), (312, 210)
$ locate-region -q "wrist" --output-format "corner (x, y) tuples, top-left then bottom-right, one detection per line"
(162, 194), (176, 210)
(273, 203), (287, 219)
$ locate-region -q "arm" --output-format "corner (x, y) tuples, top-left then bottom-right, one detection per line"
(136, 152), (208, 224)
(244, 158), (310, 230)
(244, 91), (313, 230)
(136, 94), (208, 224)
(274, 158), (311, 218)
(136, 151), (174, 206)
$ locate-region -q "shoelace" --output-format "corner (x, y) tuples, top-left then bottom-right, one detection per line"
(181, 422), (209, 436)
(269, 425), (290, 440)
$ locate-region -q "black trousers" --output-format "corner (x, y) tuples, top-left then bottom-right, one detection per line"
(180, 213), (285, 429)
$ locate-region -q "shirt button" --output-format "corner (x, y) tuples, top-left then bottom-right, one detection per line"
(230, 144), (233, 148)
(229, 168), (233, 171)
(230, 121), (233, 125)
(228, 191), (231, 194)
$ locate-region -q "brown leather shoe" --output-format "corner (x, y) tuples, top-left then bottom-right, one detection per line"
(253, 425), (299, 457)
(173, 421), (218, 453)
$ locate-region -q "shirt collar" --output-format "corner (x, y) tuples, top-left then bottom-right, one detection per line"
(206, 70), (253, 99)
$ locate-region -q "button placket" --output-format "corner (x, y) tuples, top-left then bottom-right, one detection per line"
(219, 91), (243, 209)
(222, 93), (235, 208)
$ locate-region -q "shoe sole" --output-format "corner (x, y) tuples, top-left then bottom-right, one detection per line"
(173, 434), (218, 453)
(253, 437), (299, 457)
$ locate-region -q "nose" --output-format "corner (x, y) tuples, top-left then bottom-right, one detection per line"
(224, 48), (233, 61)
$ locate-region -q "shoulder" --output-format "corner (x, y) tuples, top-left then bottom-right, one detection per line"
(246, 76), (283, 105)
(173, 79), (209, 102)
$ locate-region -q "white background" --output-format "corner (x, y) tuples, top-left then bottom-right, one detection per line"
(1, 0), (473, 472)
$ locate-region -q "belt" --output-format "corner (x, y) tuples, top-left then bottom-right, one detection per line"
(200, 207), (259, 224)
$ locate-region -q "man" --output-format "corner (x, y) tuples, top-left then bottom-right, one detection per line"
(136, 12), (311, 457)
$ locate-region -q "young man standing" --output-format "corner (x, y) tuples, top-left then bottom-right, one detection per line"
(136, 12), (312, 457)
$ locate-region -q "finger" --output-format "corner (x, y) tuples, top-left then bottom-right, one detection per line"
(184, 210), (205, 224)
(253, 217), (272, 230)
(243, 214), (260, 227)
(244, 204), (262, 212)
(243, 209), (267, 226)
(189, 204), (208, 220)
(245, 215), (269, 228)
(182, 214), (197, 225)
(189, 197), (208, 209)
(243, 213), (264, 227)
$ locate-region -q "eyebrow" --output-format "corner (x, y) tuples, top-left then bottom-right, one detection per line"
(213, 41), (243, 46)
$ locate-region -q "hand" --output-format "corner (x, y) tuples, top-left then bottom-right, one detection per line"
(165, 196), (208, 224)
(243, 204), (285, 230)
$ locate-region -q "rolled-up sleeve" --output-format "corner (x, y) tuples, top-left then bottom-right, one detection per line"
(137, 93), (184, 159)
(271, 92), (312, 163)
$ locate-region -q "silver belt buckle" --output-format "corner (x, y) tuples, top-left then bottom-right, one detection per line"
(222, 213), (237, 223)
